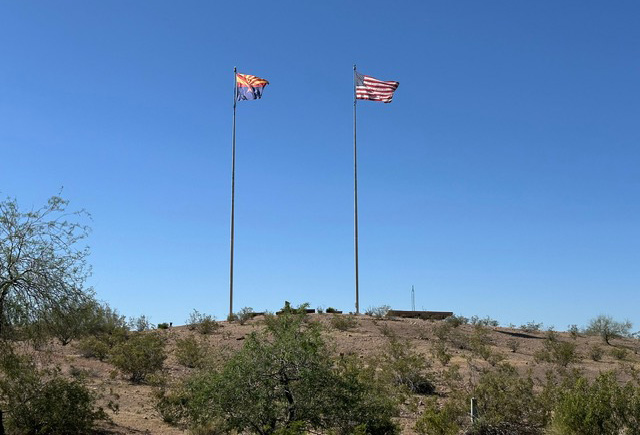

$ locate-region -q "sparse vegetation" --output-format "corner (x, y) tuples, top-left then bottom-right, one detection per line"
(129, 314), (154, 332)
(470, 315), (499, 327)
(235, 306), (255, 325)
(330, 313), (358, 331)
(187, 309), (219, 334)
(445, 314), (468, 327)
(590, 345), (604, 361)
(610, 346), (628, 361)
(365, 304), (391, 318)
(534, 331), (578, 367)
(520, 320), (543, 333)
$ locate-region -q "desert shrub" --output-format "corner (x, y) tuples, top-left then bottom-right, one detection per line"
(331, 314), (358, 331)
(520, 321), (543, 333)
(365, 305), (390, 318)
(470, 364), (550, 434)
(610, 346), (628, 360)
(470, 315), (499, 327)
(585, 314), (632, 345)
(175, 335), (209, 368)
(379, 336), (434, 395)
(76, 336), (111, 361)
(590, 345), (604, 361)
(316, 306), (324, 314)
(159, 307), (400, 434)
(470, 325), (497, 362)
(128, 314), (154, 332)
(507, 339), (520, 353)
(0, 351), (107, 434)
(445, 314), (468, 328)
(110, 332), (166, 383)
(325, 307), (339, 313)
(379, 323), (394, 337)
(550, 371), (636, 435)
(568, 324), (579, 339)
(434, 322), (453, 341)
(187, 309), (219, 335)
(157, 322), (170, 329)
(431, 341), (452, 366)
(236, 307), (255, 325)
(415, 396), (466, 435)
(534, 332), (577, 367)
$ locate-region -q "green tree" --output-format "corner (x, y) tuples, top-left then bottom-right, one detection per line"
(585, 315), (632, 345)
(163, 306), (399, 434)
(0, 195), (91, 338)
(0, 194), (92, 435)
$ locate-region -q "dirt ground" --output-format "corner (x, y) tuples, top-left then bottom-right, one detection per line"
(33, 314), (640, 434)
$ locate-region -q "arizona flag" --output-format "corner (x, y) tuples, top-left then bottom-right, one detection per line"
(236, 73), (269, 101)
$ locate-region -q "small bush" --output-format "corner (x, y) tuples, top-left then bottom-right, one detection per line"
(365, 305), (391, 318)
(507, 339), (520, 353)
(380, 336), (434, 395)
(236, 307), (255, 325)
(330, 314), (358, 331)
(128, 314), (154, 332)
(187, 309), (219, 334)
(415, 396), (465, 435)
(534, 333), (577, 367)
(520, 321), (543, 333)
(76, 336), (111, 361)
(590, 345), (604, 361)
(157, 322), (170, 329)
(551, 371), (635, 435)
(470, 315), (499, 327)
(110, 332), (166, 383)
(0, 352), (107, 434)
(470, 364), (550, 433)
(444, 314), (468, 328)
(175, 335), (208, 368)
(434, 322), (453, 341)
(325, 307), (339, 313)
(610, 347), (628, 360)
(568, 324), (579, 339)
(431, 341), (452, 366)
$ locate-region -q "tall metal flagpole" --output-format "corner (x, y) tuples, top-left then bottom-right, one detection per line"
(353, 64), (360, 315)
(229, 67), (237, 319)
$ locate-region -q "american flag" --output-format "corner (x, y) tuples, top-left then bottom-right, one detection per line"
(355, 71), (399, 103)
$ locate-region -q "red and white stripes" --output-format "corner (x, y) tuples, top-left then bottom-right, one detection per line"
(355, 72), (399, 103)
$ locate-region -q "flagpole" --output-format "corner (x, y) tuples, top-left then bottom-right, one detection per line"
(353, 64), (360, 315)
(229, 67), (237, 319)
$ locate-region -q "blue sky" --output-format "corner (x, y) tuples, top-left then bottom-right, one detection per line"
(1, 1), (638, 330)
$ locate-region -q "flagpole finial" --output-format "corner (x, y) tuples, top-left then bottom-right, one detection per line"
(234, 66), (237, 73)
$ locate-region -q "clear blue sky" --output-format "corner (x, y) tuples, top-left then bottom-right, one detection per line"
(1, 1), (639, 330)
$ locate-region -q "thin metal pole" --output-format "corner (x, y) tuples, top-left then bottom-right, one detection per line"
(353, 64), (360, 315)
(229, 67), (237, 319)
